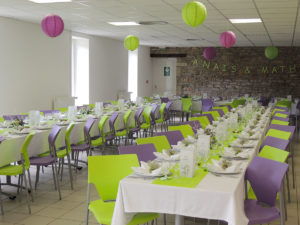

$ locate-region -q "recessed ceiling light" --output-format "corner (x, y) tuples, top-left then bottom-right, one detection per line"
(139, 21), (168, 25)
(29, 0), (72, 3)
(229, 18), (262, 24)
(108, 22), (140, 26)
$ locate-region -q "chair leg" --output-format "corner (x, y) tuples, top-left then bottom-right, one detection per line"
(291, 154), (295, 189)
(53, 162), (62, 200)
(51, 164), (57, 190)
(163, 214), (167, 225)
(27, 170), (34, 202)
(22, 171), (31, 214)
(35, 166), (40, 190)
(66, 154), (74, 190)
(60, 158), (64, 182)
(286, 170), (291, 203)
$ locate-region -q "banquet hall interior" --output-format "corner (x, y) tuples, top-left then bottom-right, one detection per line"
(0, 0), (300, 225)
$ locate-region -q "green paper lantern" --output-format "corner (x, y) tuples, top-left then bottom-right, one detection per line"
(124, 35), (139, 51)
(182, 1), (207, 27)
(265, 46), (278, 60)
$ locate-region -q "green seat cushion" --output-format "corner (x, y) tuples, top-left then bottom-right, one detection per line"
(271, 120), (289, 126)
(266, 129), (291, 140)
(116, 130), (127, 137)
(274, 113), (288, 118)
(0, 164), (23, 176)
(136, 136), (171, 153)
(56, 149), (67, 158)
(203, 111), (220, 121)
(91, 137), (103, 147)
(212, 106), (229, 114)
(141, 123), (151, 130)
(259, 145), (289, 163)
(190, 116), (210, 129)
(155, 118), (164, 124)
(89, 200), (158, 225)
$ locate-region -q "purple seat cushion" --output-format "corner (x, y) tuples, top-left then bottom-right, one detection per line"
(245, 199), (280, 225)
(30, 155), (55, 166)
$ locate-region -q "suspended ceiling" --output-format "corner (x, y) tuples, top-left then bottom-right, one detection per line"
(0, 0), (299, 47)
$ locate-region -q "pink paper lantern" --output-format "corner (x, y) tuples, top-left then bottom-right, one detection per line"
(203, 47), (216, 60)
(220, 31), (236, 48)
(41, 14), (64, 37)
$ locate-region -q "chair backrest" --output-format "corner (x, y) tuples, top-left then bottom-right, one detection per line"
(48, 125), (62, 157)
(158, 103), (167, 120)
(164, 101), (172, 120)
(200, 113), (214, 124)
(222, 104), (232, 111)
(273, 112), (289, 118)
(88, 154), (139, 201)
(84, 118), (95, 142)
(266, 128), (291, 140)
(191, 100), (202, 113)
(20, 132), (35, 169)
(201, 99), (213, 112)
(154, 130), (184, 146)
(98, 115), (109, 140)
(151, 104), (159, 122)
(136, 136), (171, 153)
(260, 136), (289, 151)
(190, 116), (210, 129)
(168, 124), (194, 138)
(181, 98), (192, 112)
(160, 97), (169, 103)
(274, 106), (289, 111)
(245, 156), (288, 207)
(3, 115), (28, 120)
(65, 123), (75, 154)
(109, 112), (119, 133)
(118, 144), (157, 164)
(213, 106), (229, 114)
(123, 109), (132, 129)
(134, 108), (144, 127)
(259, 145), (289, 163)
(179, 121), (201, 133)
(142, 106), (153, 125)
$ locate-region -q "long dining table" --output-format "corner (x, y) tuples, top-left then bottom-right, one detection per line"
(111, 108), (271, 225)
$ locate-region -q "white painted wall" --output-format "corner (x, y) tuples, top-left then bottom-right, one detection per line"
(0, 17), (71, 114)
(152, 58), (177, 96)
(89, 36), (128, 103)
(138, 46), (153, 97)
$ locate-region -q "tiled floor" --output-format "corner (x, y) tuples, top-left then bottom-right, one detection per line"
(0, 135), (299, 225)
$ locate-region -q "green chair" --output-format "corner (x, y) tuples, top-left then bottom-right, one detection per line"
(155, 103), (167, 131)
(212, 106), (228, 114)
(136, 136), (171, 153)
(203, 111), (220, 121)
(266, 129), (291, 140)
(271, 120), (289, 126)
(181, 97), (192, 121)
(168, 124), (194, 139)
(190, 116), (210, 129)
(115, 110), (132, 145)
(271, 108), (286, 117)
(276, 100), (292, 109)
(144, 97), (152, 103)
(0, 132), (35, 214)
(86, 155), (158, 225)
(140, 106), (153, 137)
(91, 115), (110, 148)
(0, 117), (4, 123)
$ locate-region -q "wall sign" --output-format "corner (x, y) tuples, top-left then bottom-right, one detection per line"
(164, 66), (170, 76)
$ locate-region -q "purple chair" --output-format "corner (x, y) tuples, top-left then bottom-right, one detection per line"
(30, 125), (62, 199)
(41, 110), (60, 116)
(160, 97), (169, 103)
(201, 99), (213, 112)
(260, 136), (289, 151)
(203, 114), (214, 124)
(154, 130), (184, 146)
(273, 111), (290, 117)
(221, 104), (232, 111)
(71, 118), (95, 166)
(245, 156), (288, 225)
(272, 117), (289, 122)
(105, 112), (118, 143)
(179, 120), (201, 133)
(164, 101), (172, 125)
(3, 115), (28, 120)
(118, 144), (157, 165)
(151, 104), (159, 125)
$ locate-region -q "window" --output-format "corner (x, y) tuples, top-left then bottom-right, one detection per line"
(72, 36), (89, 106)
(128, 50), (138, 101)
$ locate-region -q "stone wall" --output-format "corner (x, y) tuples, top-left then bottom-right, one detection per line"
(150, 47), (300, 98)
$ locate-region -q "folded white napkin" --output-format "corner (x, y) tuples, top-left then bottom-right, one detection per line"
(132, 161), (171, 177)
(153, 150), (180, 161)
(208, 159), (242, 173)
(222, 147), (250, 159)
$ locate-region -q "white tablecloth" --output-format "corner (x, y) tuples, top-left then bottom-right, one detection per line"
(111, 118), (270, 225)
